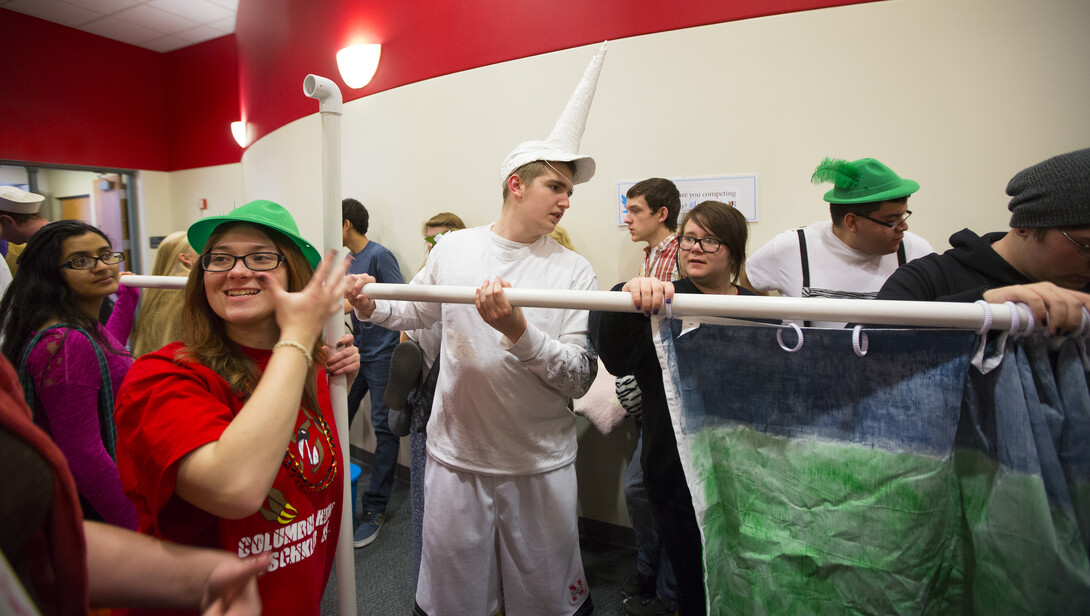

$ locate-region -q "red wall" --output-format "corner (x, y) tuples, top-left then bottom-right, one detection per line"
(2, 0), (882, 172)
(237, 0), (881, 146)
(0, 9), (170, 170)
(0, 9), (240, 172)
(165, 35), (240, 171)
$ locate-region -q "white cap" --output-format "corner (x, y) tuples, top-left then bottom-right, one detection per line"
(0, 186), (45, 214)
(500, 42), (608, 187)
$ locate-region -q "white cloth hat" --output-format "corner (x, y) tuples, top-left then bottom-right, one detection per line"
(0, 186), (45, 214)
(500, 42), (608, 187)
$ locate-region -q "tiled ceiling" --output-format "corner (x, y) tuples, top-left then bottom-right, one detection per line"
(1, 0), (237, 53)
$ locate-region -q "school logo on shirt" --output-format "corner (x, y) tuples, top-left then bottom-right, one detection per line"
(240, 500), (337, 573)
(284, 406), (338, 492)
(259, 488), (298, 524)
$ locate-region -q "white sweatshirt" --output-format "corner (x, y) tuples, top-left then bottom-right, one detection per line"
(363, 226), (598, 475)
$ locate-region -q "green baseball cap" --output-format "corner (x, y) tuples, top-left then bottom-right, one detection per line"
(187, 200), (322, 269)
(811, 157), (920, 205)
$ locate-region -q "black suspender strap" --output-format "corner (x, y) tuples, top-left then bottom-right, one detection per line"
(796, 229), (812, 328)
(796, 228), (810, 289)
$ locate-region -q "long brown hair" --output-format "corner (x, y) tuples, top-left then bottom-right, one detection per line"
(178, 222), (326, 411)
(131, 231), (193, 356)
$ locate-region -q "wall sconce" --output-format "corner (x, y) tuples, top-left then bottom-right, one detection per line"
(337, 43), (382, 89)
(231, 120), (250, 148)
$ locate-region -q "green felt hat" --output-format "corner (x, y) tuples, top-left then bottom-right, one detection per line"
(811, 157), (920, 205)
(187, 200), (321, 268)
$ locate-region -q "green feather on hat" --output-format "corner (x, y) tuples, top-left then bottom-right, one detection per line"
(811, 157), (860, 189)
(810, 156), (920, 204)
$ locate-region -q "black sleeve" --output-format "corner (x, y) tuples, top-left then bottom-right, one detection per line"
(878, 257), (990, 303)
(588, 282), (652, 378)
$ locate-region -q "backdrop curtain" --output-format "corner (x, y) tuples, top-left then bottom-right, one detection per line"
(652, 319), (1090, 615)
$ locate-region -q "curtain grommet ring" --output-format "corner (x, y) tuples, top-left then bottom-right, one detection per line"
(1004, 301), (1022, 338)
(777, 323), (805, 353)
(852, 324), (869, 357)
(974, 299), (994, 336)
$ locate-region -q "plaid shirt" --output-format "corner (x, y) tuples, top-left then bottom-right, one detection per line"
(639, 233), (681, 282)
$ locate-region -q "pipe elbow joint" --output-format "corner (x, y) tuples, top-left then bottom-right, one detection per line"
(303, 74), (343, 114)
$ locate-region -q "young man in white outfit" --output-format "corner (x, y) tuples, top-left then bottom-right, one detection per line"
(347, 44), (607, 616)
(740, 156), (933, 327)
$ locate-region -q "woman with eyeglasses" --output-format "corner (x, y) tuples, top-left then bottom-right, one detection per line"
(0, 219), (140, 529)
(113, 200), (356, 615)
(589, 200), (754, 616)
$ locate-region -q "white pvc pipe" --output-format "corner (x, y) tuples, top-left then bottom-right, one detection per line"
(304, 73), (356, 615)
(119, 277), (1035, 332)
(359, 282), (1032, 332)
(120, 275), (187, 289)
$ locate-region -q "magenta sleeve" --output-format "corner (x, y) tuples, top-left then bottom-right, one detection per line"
(29, 333), (138, 529)
(104, 282), (140, 346)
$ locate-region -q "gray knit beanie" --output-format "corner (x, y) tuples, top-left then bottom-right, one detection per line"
(1007, 148), (1090, 228)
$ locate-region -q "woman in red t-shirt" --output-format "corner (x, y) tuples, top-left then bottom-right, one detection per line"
(114, 200), (357, 615)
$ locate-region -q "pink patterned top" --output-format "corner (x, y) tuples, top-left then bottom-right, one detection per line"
(26, 283), (140, 529)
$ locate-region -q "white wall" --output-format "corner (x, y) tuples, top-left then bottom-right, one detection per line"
(169, 0), (1090, 527)
(242, 0), (1090, 288)
(136, 164), (244, 274)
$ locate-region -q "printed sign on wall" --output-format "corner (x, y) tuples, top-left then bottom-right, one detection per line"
(617, 175), (758, 225)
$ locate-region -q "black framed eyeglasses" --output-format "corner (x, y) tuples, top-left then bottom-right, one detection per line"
(61, 252), (125, 270)
(857, 210), (912, 228)
(678, 235), (723, 253)
(200, 252), (285, 272)
(1061, 230), (1090, 257)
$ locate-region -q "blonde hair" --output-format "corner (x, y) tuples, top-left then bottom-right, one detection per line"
(549, 225), (575, 251)
(421, 212), (467, 269)
(422, 212), (466, 236)
(131, 231), (194, 356)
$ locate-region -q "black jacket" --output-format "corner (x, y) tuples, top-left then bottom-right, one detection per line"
(589, 278), (759, 503)
(877, 229), (1031, 302)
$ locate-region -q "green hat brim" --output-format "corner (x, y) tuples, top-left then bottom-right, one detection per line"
(824, 179), (920, 205)
(187, 200), (322, 269)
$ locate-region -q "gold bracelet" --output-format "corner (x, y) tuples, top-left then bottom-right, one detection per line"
(273, 340), (313, 366)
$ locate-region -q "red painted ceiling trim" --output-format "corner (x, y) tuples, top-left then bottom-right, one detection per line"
(1, 1), (883, 172)
(236, 0), (884, 147)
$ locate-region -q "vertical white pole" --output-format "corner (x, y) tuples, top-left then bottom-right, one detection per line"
(303, 74), (356, 614)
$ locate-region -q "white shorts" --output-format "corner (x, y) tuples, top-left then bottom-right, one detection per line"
(415, 455), (590, 616)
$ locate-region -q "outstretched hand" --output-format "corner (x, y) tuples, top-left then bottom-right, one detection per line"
(983, 282), (1090, 336)
(255, 250), (351, 344)
(476, 276), (526, 343)
(199, 553), (269, 616)
(622, 277), (674, 316)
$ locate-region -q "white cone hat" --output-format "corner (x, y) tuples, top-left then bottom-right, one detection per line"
(500, 41), (608, 187)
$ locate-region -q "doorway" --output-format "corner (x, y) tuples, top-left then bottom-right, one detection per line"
(0, 161), (141, 273)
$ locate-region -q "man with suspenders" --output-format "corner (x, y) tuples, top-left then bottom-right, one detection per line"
(740, 156), (934, 327)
